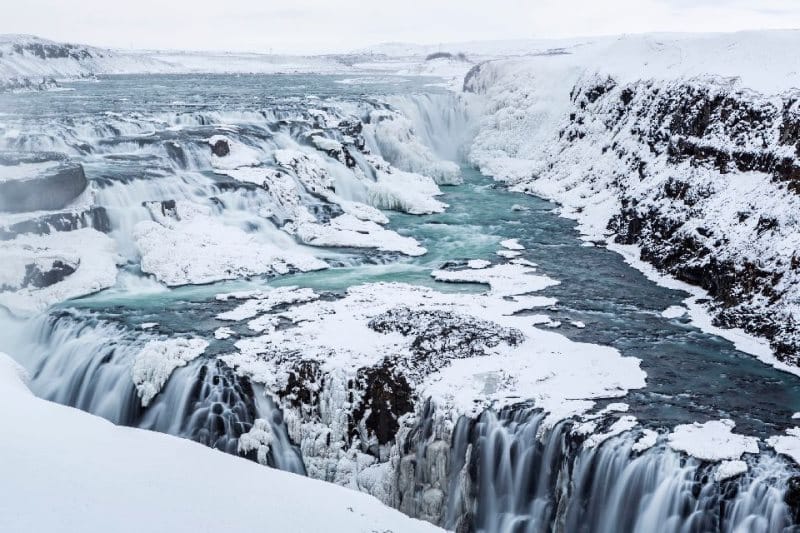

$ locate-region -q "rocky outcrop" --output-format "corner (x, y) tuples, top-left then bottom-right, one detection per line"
(0, 152), (88, 213)
(0, 207), (110, 240)
(524, 76), (800, 364)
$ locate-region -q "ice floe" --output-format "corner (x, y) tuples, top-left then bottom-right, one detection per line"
(668, 419), (759, 462)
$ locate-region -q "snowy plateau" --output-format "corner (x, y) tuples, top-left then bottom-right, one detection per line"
(3, 29), (800, 533)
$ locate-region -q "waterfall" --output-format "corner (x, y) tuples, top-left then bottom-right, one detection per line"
(0, 311), (305, 472)
(3, 77), (799, 533)
(422, 407), (797, 533)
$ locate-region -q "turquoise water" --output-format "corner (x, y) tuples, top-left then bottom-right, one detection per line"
(63, 164), (800, 438)
(6, 73), (800, 440)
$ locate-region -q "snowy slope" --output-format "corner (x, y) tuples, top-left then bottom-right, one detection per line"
(0, 352), (441, 533)
(467, 30), (800, 368)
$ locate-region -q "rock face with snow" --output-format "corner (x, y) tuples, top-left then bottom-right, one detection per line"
(570, 76), (800, 362)
(0, 152), (88, 213)
(468, 33), (800, 368)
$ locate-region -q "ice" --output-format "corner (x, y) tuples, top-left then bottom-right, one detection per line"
(216, 286), (319, 322)
(134, 201), (327, 286)
(716, 460), (749, 481)
(214, 327), (235, 340)
(222, 281), (646, 426)
(632, 429), (659, 453)
(131, 337), (209, 407)
(467, 259), (491, 269)
(431, 263), (559, 297)
(500, 238), (524, 250)
(662, 306), (688, 319)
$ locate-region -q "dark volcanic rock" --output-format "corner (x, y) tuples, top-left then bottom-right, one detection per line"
(351, 361), (414, 445)
(210, 138), (230, 157)
(22, 260), (77, 289)
(369, 307), (524, 377)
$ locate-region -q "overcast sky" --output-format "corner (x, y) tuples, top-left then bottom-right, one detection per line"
(3, 0), (800, 54)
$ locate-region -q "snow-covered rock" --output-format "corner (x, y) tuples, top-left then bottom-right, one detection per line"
(132, 337), (209, 407)
(216, 279), (645, 506)
(767, 427), (800, 465)
(134, 200), (327, 286)
(0, 228), (118, 315)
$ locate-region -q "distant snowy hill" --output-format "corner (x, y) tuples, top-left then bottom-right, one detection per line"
(0, 34), (361, 86)
(0, 34), (173, 81)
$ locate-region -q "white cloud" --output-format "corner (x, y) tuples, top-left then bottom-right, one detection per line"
(2, 0), (799, 53)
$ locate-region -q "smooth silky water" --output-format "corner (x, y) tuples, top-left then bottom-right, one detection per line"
(3, 74), (800, 532)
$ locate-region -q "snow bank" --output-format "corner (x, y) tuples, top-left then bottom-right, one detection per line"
(0, 352), (441, 533)
(431, 263), (559, 297)
(222, 280), (645, 424)
(294, 214), (426, 256)
(216, 286), (319, 321)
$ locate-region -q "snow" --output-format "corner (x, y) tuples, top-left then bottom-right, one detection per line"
(496, 250), (522, 259)
(368, 165), (447, 215)
(216, 286), (319, 321)
(467, 30), (800, 377)
(221, 281), (645, 426)
(632, 429), (659, 453)
(431, 263), (559, 297)
(500, 238), (525, 251)
(294, 214), (426, 256)
(0, 35), (356, 83)
(467, 259), (492, 269)
(214, 326), (235, 340)
(716, 460), (749, 482)
(766, 427), (800, 465)
(662, 306), (688, 319)
(582, 416), (638, 449)
(571, 321), (586, 329)
(0, 160), (60, 182)
(0, 351), (442, 533)
(238, 418), (273, 465)
(208, 135), (262, 169)
(131, 338), (209, 407)
(668, 419), (759, 462)
(0, 228), (118, 316)
(134, 200), (327, 286)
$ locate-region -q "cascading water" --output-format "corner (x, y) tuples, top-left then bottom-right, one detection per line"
(3, 74), (800, 533)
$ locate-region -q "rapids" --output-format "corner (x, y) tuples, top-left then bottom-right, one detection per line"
(2, 73), (800, 532)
